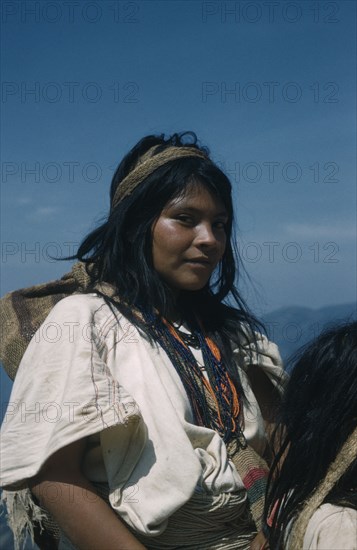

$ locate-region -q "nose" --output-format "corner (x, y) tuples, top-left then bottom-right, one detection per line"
(194, 223), (221, 248)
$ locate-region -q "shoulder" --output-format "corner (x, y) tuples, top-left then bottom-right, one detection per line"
(37, 293), (131, 342)
(46, 293), (116, 323)
(49, 292), (105, 314)
(304, 503), (357, 549)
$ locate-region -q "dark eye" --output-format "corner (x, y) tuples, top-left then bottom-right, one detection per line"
(176, 215), (194, 225)
(214, 221), (227, 230)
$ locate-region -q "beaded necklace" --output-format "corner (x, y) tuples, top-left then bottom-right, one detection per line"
(138, 308), (270, 531)
(140, 309), (246, 448)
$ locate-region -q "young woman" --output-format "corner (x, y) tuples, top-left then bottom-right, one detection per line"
(264, 321), (357, 549)
(0, 132), (286, 550)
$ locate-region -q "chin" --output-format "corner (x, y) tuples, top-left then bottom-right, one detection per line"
(175, 279), (210, 292)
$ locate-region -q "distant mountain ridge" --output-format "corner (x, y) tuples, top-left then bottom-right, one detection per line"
(262, 302), (357, 367)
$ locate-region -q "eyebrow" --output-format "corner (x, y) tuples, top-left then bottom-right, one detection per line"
(169, 205), (229, 217)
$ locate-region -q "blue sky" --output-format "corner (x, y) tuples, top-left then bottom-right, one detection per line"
(1, 0), (356, 316)
(1, 6), (356, 545)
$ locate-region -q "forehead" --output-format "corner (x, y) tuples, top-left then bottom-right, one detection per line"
(163, 182), (228, 215)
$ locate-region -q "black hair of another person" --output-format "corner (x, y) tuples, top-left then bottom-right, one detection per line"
(71, 131), (264, 387)
(264, 320), (357, 548)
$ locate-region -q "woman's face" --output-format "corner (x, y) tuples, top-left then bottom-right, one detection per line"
(151, 183), (228, 292)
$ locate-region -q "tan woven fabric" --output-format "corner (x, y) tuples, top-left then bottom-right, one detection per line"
(228, 442), (269, 532)
(0, 262), (91, 380)
(112, 146), (207, 207)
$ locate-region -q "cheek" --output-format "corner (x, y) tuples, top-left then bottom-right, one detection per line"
(152, 220), (179, 267)
(153, 220), (188, 253)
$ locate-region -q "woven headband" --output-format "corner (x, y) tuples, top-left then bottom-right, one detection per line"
(112, 145), (208, 208)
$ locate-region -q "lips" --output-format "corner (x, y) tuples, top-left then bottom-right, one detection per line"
(184, 257), (214, 267)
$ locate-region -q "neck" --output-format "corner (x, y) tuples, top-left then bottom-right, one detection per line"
(163, 287), (183, 324)
(165, 306), (183, 325)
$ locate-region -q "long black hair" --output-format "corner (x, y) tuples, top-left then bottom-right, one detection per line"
(264, 321), (357, 548)
(71, 132), (264, 377)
